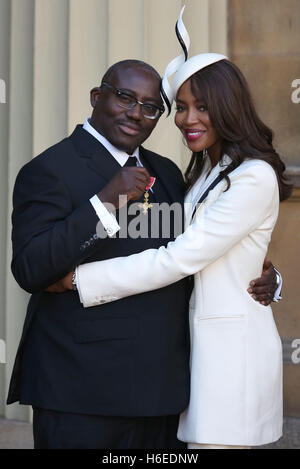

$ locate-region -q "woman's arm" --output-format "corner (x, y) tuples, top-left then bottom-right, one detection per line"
(77, 162), (279, 307)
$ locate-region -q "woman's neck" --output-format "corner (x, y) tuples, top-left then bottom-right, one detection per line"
(207, 141), (222, 168)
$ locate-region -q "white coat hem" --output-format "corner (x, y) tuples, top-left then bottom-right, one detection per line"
(177, 432), (283, 447)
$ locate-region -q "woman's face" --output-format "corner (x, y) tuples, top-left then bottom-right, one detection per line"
(175, 78), (221, 156)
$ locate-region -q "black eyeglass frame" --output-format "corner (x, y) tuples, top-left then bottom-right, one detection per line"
(101, 82), (165, 120)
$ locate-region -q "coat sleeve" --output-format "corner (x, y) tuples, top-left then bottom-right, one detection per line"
(77, 162), (279, 307)
(11, 159), (109, 293)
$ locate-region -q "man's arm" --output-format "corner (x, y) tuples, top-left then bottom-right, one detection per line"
(11, 161), (105, 293)
(247, 259), (281, 306)
(11, 159), (150, 294)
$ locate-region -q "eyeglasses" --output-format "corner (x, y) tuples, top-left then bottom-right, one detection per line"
(101, 82), (165, 120)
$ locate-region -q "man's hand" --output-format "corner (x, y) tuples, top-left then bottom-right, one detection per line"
(247, 259), (278, 306)
(45, 271), (74, 293)
(98, 167), (151, 209)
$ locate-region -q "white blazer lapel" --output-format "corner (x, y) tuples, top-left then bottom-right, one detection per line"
(184, 156), (212, 227)
(186, 154), (233, 225)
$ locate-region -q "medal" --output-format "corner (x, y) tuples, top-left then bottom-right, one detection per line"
(139, 177), (156, 214)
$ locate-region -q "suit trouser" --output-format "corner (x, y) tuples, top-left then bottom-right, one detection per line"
(32, 407), (186, 449)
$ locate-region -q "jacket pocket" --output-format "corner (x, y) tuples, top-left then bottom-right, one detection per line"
(74, 316), (138, 343)
(195, 314), (245, 321)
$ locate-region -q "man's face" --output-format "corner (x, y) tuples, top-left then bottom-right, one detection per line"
(90, 66), (163, 154)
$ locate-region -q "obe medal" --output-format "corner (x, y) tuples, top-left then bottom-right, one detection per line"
(139, 177), (156, 214)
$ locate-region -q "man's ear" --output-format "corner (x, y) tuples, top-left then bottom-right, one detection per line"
(90, 87), (101, 108)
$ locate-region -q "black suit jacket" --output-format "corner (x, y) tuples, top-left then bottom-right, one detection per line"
(7, 125), (190, 416)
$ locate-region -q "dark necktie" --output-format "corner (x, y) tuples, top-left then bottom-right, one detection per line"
(124, 155), (155, 200)
(124, 156), (137, 167)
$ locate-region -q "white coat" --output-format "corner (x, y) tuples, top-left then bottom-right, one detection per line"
(76, 156), (283, 446)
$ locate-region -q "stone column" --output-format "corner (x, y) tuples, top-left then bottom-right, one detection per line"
(108, 0), (145, 63)
(144, 0), (183, 169)
(0, 0), (11, 419)
(4, 0), (35, 422)
(68, 0), (108, 132)
(33, 0), (69, 156)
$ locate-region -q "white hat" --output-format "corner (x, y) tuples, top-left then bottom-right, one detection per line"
(161, 6), (228, 115)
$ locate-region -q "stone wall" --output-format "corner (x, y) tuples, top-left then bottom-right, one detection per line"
(228, 0), (300, 416)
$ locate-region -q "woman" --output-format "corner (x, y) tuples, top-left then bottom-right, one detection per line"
(56, 13), (291, 449)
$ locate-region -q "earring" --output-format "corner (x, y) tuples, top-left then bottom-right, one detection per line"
(203, 148), (208, 157)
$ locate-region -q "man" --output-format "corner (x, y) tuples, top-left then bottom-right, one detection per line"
(7, 60), (279, 449)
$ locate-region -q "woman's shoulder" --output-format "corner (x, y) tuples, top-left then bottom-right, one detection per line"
(230, 158), (277, 186)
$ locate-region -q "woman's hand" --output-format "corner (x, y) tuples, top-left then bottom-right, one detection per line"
(45, 270), (74, 293)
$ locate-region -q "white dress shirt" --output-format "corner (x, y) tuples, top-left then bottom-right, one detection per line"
(84, 117), (141, 237)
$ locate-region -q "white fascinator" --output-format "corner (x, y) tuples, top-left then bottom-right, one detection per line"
(161, 6), (228, 115)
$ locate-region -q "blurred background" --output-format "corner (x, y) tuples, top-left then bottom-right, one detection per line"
(0, 0), (299, 448)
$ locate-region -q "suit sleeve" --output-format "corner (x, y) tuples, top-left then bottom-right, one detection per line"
(11, 159), (107, 293)
(76, 163), (279, 307)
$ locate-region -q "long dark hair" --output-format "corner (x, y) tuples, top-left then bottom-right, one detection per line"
(184, 60), (292, 201)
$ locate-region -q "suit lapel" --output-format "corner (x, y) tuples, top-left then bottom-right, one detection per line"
(70, 125), (122, 183)
(140, 147), (180, 204)
(87, 149), (122, 183)
(70, 127), (183, 204)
